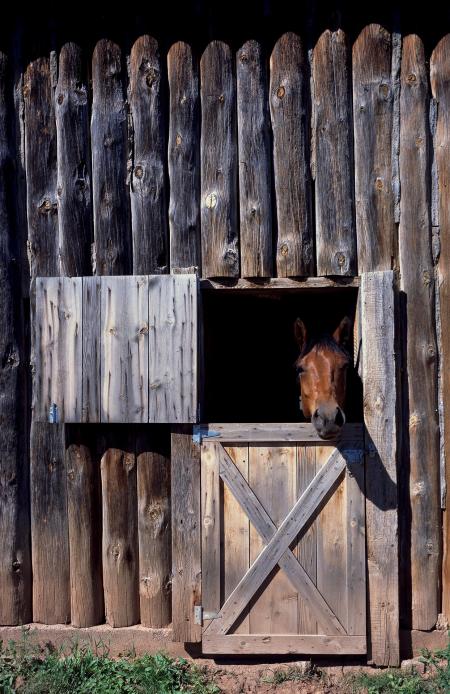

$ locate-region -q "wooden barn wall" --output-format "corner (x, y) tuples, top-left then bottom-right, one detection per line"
(0, 2), (449, 662)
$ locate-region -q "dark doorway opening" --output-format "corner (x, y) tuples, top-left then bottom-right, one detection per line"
(202, 287), (363, 423)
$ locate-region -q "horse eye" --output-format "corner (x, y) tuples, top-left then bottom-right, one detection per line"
(296, 365), (305, 375)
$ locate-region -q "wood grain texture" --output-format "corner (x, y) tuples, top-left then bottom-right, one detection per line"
(25, 56), (69, 624)
(129, 36), (168, 275)
(361, 271), (399, 666)
(201, 440), (221, 628)
(206, 422), (363, 443)
(346, 452), (366, 636)
(171, 426), (201, 642)
(269, 33), (313, 277)
(353, 25), (396, 272)
(91, 40), (131, 276)
(237, 41), (272, 278)
(249, 445), (297, 634)
(0, 51), (31, 625)
(34, 277), (82, 422)
(200, 41), (238, 278)
(101, 276), (149, 423)
(430, 34), (450, 626)
(55, 43), (92, 277)
(82, 277), (101, 422)
(168, 42), (200, 274)
(203, 634), (366, 655)
(400, 35), (440, 630)
(148, 274), (198, 423)
(201, 277), (360, 290)
(223, 446), (249, 633)
(137, 429), (171, 627)
(312, 30), (356, 276)
(101, 447), (139, 627)
(66, 439), (103, 627)
(296, 447), (317, 633)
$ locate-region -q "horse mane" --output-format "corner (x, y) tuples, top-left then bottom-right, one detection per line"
(301, 333), (351, 359)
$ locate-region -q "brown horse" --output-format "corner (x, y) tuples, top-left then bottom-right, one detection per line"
(294, 317), (352, 440)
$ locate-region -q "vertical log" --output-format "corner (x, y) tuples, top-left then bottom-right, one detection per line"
(270, 33), (313, 277)
(312, 30), (356, 276)
(137, 428), (171, 627)
(24, 57), (70, 624)
(91, 39), (131, 276)
(101, 444), (139, 627)
(399, 35), (440, 631)
(200, 41), (238, 278)
(66, 434), (104, 627)
(171, 425), (202, 641)
(167, 42), (200, 274)
(129, 36), (168, 275)
(55, 43), (92, 277)
(431, 35), (450, 624)
(236, 40), (272, 278)
(0, 51), (31, 625)
(353, 25), (396, 273)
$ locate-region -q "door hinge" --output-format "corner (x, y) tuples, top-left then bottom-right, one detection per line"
(48, 403), (59, 424)
(193, 605), (220, 625)
(192, 425), (220, 445)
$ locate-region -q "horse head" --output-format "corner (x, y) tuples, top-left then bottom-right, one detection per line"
(294, 317), (352, 440)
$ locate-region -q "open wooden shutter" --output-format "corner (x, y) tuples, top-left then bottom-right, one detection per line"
(200, 424), (366, 655)
(33, 274), (199, 424)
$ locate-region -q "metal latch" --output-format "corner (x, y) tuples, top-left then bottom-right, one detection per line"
(193, 605), (220, 625)
(48, 403), (59, 424)
(192, 426), (220, 445)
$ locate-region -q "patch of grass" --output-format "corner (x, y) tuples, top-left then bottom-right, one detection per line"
(0, 629), (220, 694)
(261, 662), (322, 685)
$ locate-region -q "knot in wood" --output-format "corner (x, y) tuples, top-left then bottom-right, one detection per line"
(203, 515), (214, 528)
(239, 51), (248, 63)
(112, 544), (121, 560)
(375, 177), (384, 191)
(218, 93), (225, 104)
(134, 165), (144, 179)
(280, 243), (289, 256)
(38, 199), (58, 216)
(205, 192), (217, 209)
(415, 137), (424, 147)
(139, 323), (149, 335)
(336, 252), (346, 267)
(103, 136), (114, 148)
(12, 560), (21, 573)
(407, 73), (417, 84)
(175, 133), (182, 146)
(67, 468), (75, 481)
(422, 270), (431, 286)
(379, 83), (389, 99)
(276, 85), (285, 99)
(57, 93), (64, 105)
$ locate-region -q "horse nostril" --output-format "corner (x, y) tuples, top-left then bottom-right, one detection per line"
(335, 408), (345, 427)
(313, 409), (319, 420)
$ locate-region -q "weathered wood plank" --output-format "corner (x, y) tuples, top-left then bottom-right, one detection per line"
(167, 42), (200, 274)
(216, 443), (344, 635)
(205, 422), (363, 443)
(223, 446), (249, 633)
(237, 40), (272, 278)
(346, 451), (366, 636)
(200, 41), (238, 278)
(101, 276), (149, 423)
(201, 440), (221, 628)
(296, 446), (317, 634)
(34, 277), (82, 422)
(91, 39), (131, 275)
(317, 447), (347, 631)
(25, 56), (69, 623)
(269, 33), (313, 277)
(66, 437), (103, 627)
(400, 35), (440, 630)
(136, 428), (171, 627)
(101, 447), (139, 627)
(430, 34), (450, 626)
(55, 43), (92, 277)
(206, 449), (346, 635)
(0, 51), (31, 625)
(353, 25), (396, 272)
(249, 445), (297, 634)
(148, 275), (198, 423)
(203, 634), (366, 655)
(129, 36), (168, 275)
(312, 30), (356, 276)
(81, 276), (101, 423)
(171, 426), (202, 642)
(201, 277), (360, 290)
(361, 271), (399, 666)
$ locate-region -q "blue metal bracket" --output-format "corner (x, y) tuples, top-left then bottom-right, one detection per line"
(192, 425), (221, 445)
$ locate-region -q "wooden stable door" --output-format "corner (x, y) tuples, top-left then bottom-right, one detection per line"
(200, 424), (366, 655)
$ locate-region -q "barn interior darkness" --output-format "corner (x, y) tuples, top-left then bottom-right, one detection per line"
(202, 287), (362, 422)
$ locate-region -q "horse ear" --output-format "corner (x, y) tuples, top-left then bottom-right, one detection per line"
(333, 316), (352, 348)
(294, 318), (307, 350)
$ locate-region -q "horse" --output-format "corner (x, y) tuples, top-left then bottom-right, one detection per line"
(293, 316), (353, 440)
